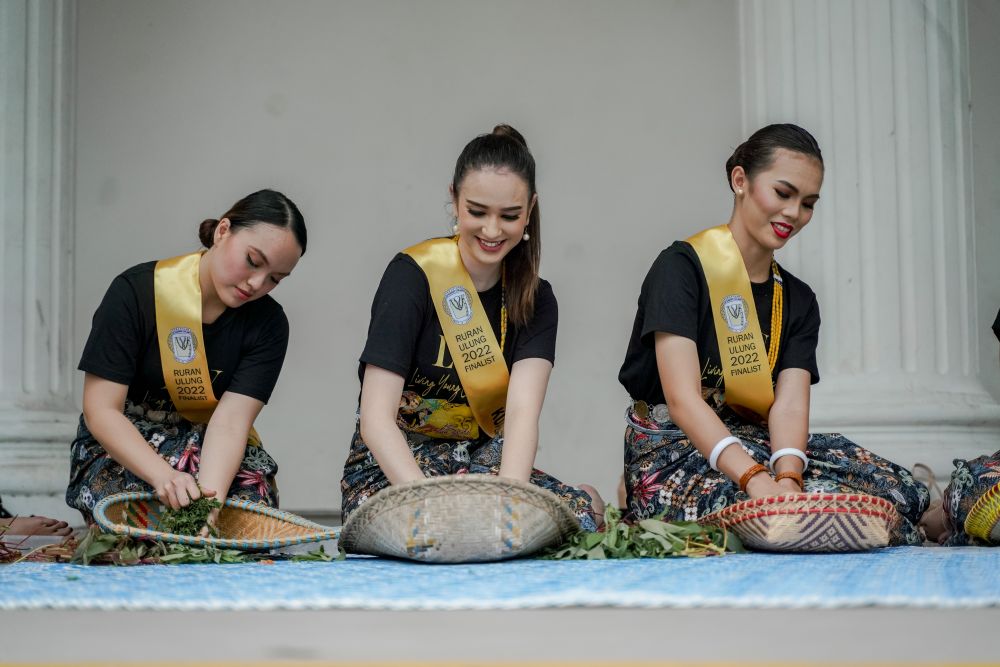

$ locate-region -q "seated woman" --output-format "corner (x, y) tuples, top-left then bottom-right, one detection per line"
(619, 124), (928, 545)
(341, 125), (602, 531)
(67, 190), (306, 530)
(921, 312), (1000, 545)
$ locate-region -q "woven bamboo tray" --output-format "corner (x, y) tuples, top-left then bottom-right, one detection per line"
(93, 492), (339, 550)
(965, 481), (1000, 544)
(339, 474), (580, 563)
(700, 492), (897, 553)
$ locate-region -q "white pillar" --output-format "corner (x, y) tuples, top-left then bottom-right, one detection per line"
(0, 0), (78, 520)
(739, 0), (1000, 475)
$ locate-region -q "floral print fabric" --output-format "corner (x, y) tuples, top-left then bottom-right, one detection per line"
(623, 396), (929, 546)
(66, 401), (278, 523)
(341, 423), (598, 532)
(941, 448), (1000, 546)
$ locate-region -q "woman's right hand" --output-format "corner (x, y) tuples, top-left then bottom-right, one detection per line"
(745, 472), (786, 499)
(152, 468), (209, 509)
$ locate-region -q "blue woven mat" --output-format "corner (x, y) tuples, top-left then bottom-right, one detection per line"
(2, 546), (998, 611)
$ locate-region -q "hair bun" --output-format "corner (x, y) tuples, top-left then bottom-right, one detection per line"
(198, 218), (220, 248)
(492, 124), (528, 148)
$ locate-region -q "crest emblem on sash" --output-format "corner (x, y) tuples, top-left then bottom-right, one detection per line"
(167, 327), (198, 363)
(720, 295), (749, 333)
(443, 286), (473, 325)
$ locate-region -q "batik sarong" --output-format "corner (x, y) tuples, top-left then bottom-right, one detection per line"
(623, 392), (928, 545)
(66, 400), (278, 524)
(341, 422), (598, 532)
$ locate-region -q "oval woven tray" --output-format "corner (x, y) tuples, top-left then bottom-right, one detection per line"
(965, 481), (1000, 544)
(93, 492), (339, 550)
(339, 474), (580, 563)
(699, 492), (898, 553)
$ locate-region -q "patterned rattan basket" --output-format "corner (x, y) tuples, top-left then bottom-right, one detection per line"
(964, 481), (1000, 544)
(339, 474), (580, 563)
(93, 492), (339, 550)
(700, 492), (898, 553)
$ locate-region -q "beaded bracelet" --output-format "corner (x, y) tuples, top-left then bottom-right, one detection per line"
(774, 470), (804, 490)
(738, 463), (769, 493)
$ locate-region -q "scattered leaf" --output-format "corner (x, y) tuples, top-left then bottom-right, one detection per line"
(540, 506), (741, 560)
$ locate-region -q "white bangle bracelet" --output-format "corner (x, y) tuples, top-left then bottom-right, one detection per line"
(769, 448), (809, 471)
(708, 436), (741, 472)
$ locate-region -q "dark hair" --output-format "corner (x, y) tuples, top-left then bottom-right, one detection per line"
(452, 124), (540, 327)
(725, 123), (823, 191)
(199, 189), (307, 255)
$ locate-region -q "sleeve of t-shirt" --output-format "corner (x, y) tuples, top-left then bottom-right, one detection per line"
(777, 288), (821, 384)
(638, 245), (702, 347)
(78, 274), (145, 386)
(226, 305), (289, 404)
(359, 255), (428, 379)
(511, 280), (558, 365)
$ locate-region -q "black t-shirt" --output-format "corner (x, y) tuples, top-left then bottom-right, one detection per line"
(359, 253), (558, 439)
(79, 261), (290, 409)
(993, 308), (999, 342)
(619, 241), (820, 405)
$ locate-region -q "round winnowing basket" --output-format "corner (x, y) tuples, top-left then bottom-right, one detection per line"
(339, 474), (580, 563)
(700, 493), (898, 553)
(93, 492), (338, 550)
(965, 481), (1000, 545)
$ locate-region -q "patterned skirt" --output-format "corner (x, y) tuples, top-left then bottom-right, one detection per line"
(941, 448), (1000, 546)
(340, 423), (599, 532)
(66, 400), (279, 524)
(623, 397), (929, 546)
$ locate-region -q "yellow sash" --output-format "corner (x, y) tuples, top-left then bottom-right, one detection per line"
(404, 238), (509, 438)
(153, 251), (260, 445)
(686, 225), (775, 420)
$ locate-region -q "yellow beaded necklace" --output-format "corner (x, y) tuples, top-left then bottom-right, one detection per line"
(767, 259), (783, 372)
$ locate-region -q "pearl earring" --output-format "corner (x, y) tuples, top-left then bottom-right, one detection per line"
(452, 223), (459, 234)
(522, 232), (530, 241)
(736, 188), (744, 196)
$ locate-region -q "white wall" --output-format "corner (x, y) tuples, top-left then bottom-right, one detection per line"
(73, 0), (742, 510)
(970, 0), (1000, 401)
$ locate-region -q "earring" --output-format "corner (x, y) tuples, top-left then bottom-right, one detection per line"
(736, 188), (744, 196)
(522, 232), (530, 241)
(452, 222), (459, 234)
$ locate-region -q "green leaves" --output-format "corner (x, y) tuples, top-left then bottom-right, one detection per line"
(69, 525), (248, 565)
(541, 506), (744, 560)
(71, 526), (164, 565)
(157, 544), (249, 564)
(158, 497), (223, 537)
(291, 544), (346, 562)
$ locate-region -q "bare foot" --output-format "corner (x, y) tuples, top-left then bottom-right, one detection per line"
(1, 515), (73, 537)
(578, 483), (606, 529)
(919, 499), (948, 544)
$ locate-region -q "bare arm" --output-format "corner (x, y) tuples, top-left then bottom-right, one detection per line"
(82, 373), (208, 509)
(497, 357), (552, 483)
(654, 332), (782, 498)
(766, 368), (811, 491)
(195, 391), (264, 503)
(358, 364), (425, 485)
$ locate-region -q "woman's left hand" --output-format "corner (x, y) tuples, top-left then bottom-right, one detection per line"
(776, 477), (803, 494)
(198, 505), (221, 538)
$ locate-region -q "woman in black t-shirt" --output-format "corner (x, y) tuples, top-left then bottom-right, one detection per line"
(341, 125), (602, 531)
(67, 190), (306, 527)
(619, 125), (928, 545)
